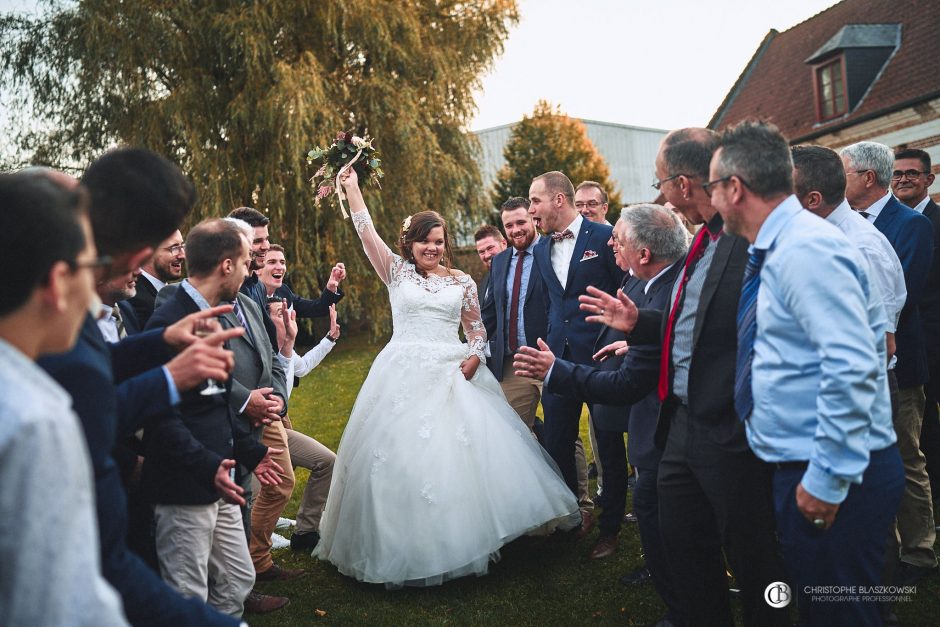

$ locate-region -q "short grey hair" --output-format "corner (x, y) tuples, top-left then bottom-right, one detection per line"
(618, 203), (689, 262)
(840, 141), (894, 189)
(222, 216), (254, 243)
(713, 120), (793, 198)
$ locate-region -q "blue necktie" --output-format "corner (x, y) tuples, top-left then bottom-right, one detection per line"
(734, 248), (766, 421)
(232, 299), (255, 345)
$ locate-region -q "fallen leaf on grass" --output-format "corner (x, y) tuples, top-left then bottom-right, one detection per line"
(314, 609), (327, 617)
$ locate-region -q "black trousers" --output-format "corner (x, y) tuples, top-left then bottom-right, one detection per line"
(634, 461), (681, 624)
(920, 372), (940, 495)
(657, 405), (789, 627)
(594, 426), (628, 536)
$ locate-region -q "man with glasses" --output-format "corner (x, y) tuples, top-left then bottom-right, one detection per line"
(575, 180), (610, 225)
(841, 141), (937, 587)
(893, 149), (940, 503)
(580, 128), (787, 627)
(130, 230), (185, 328)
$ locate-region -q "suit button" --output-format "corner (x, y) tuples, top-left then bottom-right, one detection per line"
(564, 319), (569, 323)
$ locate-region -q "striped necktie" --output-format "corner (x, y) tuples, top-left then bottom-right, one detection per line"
(112, 304), (127, 339)
(734, 248), (767, 421)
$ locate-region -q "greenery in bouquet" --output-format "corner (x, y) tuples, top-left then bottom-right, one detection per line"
(308, 131), (384, 207)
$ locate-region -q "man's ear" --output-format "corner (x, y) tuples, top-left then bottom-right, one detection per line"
(42, 261), (73, 313)
(806, 191), (823, 210)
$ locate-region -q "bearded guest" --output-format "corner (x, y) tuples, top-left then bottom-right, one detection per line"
(129, 229), (185, 328)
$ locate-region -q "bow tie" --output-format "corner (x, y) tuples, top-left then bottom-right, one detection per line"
(551, 229), (574, 242)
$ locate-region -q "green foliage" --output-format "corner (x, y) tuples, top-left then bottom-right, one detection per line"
(0, 0), (519, 333)
(491, 100), (622, 212)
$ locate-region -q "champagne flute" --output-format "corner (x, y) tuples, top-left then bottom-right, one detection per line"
(195, 318), (225, 396)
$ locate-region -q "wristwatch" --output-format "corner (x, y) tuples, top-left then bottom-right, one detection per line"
(326, 334), (338, 343)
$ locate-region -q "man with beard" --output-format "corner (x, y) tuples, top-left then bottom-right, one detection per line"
(130, 229), (185, 328)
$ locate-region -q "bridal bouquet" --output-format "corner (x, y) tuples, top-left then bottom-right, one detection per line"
(308, 131), (383, 218)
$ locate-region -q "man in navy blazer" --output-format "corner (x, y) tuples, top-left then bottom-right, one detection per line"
(842, 141), (937, 584)
(515, 204), (686, 622)
(893, 148), (940, 499)
(526, 171), (623, 525)
(481, 198), (546, 431)
(38, 150), (244, 626)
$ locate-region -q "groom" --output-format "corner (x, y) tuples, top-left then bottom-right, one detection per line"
(527, 171), (623, 526)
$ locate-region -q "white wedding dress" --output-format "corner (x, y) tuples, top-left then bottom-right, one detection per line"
(313, 209), (580, 587)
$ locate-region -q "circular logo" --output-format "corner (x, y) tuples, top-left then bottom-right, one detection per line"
(764, 582), (792, 608)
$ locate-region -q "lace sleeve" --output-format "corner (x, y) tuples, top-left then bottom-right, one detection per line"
(459, 275), (487, 363)
(351, 209), (403, 285)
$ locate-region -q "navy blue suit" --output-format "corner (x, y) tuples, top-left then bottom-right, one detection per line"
(533, 219), (623, 494)
(546, 261), (682, 620)
(117, 299), (142, 336)
(918, 199), (940, 493)
(481, 241), (548, 381)
(38, 316), (237, 626)
(273, 282), (343, 319)
(872, 195), (934, 388)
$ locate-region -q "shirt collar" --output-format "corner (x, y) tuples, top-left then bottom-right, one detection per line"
(753, 194), (803, 252)
(703, 212), (725, 241)
(862, 191), (893, 219)
(180, 279), (213, 311)
(0, 337), (69, 405)
(911, 196), (931, 214)
(644, 261), (678, 294)
(559, 213), (583, 237)
(140, 269), (166, 291)
(824, 199), (855, 227)
(99, 303), (115, 321)
(516, 238), (539, 257)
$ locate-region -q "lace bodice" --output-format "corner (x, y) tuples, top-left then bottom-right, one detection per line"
(352, 210), (486, 361)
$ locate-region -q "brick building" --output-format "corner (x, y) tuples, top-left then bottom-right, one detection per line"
(710, 0), (940, 201)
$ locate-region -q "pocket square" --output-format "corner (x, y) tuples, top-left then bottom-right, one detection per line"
(580, 250), (599, 262)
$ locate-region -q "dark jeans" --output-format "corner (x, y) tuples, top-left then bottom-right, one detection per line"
(657, 405), (789, 627)
(773, 446), (904, 626)
(595, 426), (628, 536)
(634, 462), (681, 624)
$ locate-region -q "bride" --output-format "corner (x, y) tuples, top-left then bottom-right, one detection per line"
(313, 169), (580, 587)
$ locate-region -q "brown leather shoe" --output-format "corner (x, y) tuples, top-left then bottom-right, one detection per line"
(244, 590), (289, 614)
(589, 533), (619, 559)
(575, 510), (595, 539)
(255, 563), (306, 583)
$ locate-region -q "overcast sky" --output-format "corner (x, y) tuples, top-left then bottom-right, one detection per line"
(470, 0), (842, 131)
(1, 0), (843, 136)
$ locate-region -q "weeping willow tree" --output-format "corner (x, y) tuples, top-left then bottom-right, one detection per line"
(0, 0), (518, 333)
(492, 100), (622, 212)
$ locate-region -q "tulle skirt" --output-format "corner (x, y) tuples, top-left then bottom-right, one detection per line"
(314, 339), (580, 587)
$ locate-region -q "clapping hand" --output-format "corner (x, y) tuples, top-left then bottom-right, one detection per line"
(513, 338), (555, 381)
(253, 448), (285, 486)
(327, 262), (347, 292)
(328, 304), (341, 340)
(245, 387), (281, 426)
(579, 286), (639, 333)
(593, 340), (628, 362)
(214, 459), (245, 505)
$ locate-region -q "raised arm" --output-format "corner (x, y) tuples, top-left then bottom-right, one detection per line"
(340, 168), (401, 285)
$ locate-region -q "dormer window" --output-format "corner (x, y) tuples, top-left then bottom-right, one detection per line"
(805, 23), (900, 124)
(815, 57), (847, 120)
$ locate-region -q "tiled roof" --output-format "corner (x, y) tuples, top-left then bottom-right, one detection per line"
(709, 0), (940, 142)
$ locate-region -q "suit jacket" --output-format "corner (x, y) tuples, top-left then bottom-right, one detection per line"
(588, 274), (643, 431)
(144, 287), (268, 505)
(127, 274), (159, 329)
(37, 316), (236, 626)
(240, 274), (279, 349)
(274, 282), (343, 319)
(533, 219), (623, 364)
(478, 272), (492, 307)
(547, 261), (682, 468)
(872, 195), (934, 387)
(481, 242), (549, 380)
(117, 299), (142, 336)
(920, 199), (940, 370)
(226, 292), (289, 432)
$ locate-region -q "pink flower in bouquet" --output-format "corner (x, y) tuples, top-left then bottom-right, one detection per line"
(317, 185), (332, 199)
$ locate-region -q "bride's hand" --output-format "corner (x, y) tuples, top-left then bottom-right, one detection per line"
(339, 166), (359, 191)
(460, 355), (481, 380)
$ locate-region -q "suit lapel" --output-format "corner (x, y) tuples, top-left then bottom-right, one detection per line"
(565, 221), (594, 293)
(223, 310), (255, 349)
(534, 239), (562, 293)
(692, 234), (740, 349)
(873, 199), (899, 231)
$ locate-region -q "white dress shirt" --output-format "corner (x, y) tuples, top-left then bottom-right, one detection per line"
(97, 303), (121, 343)
(140, 269), (167, 292)
(858, 191), (893, 223)
(550, 213), (583, 290)
(910, 196), (931, 214)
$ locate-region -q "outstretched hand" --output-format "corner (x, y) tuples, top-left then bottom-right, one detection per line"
(593, 340), (629, 362)
(214, 459), (245, 506)
(254, 448), (285, 486)
(513, 338), (555, 381)
(579, 286), (639, 333)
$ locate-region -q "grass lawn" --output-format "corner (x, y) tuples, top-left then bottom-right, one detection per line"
(252, 333), (940, 626)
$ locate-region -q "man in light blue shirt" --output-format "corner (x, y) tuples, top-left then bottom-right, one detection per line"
(709, 120), (904, 626)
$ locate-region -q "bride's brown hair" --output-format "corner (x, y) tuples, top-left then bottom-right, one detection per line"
(399, 210), (454, 275)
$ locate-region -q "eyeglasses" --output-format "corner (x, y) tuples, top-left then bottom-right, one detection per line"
(575, 200), (606, 209)
(163, 243), (186, 255)
(892, 169), (928, 180)
(651, 174), (685, 191)
(702, 175), (751, 197)
(845, 169), (873, 177)
(68, 255), (113, 271)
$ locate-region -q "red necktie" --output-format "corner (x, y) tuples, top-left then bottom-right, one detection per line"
(508, 250), (527, 352)
(658, 227), (710, 401)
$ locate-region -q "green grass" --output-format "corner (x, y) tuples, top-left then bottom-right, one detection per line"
(253, 334), (940, 626)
